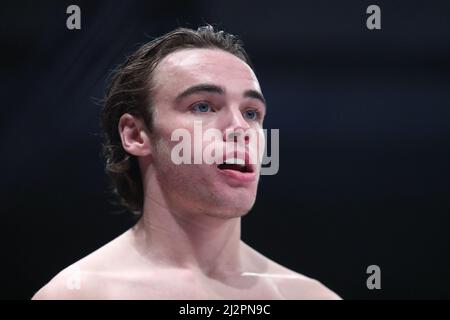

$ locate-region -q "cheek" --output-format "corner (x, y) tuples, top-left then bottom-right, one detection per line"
(152, 134), (213, 182)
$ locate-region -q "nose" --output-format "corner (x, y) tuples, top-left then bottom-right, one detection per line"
(222, 108), (251, 143)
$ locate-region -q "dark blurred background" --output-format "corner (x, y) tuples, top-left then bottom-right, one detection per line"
(1, 0), (449, 299)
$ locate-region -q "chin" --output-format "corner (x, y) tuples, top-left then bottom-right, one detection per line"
(205, 208), (252, 219)
(204, 194), (256, 219)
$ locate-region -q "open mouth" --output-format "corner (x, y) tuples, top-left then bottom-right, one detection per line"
(217, 159), (254, 173)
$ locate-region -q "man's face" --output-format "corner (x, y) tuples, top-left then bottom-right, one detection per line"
(148, 48), (266, 219)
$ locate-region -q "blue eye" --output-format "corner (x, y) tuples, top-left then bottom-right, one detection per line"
(244, 109), (259, 120)
(192, 102), (212, 113)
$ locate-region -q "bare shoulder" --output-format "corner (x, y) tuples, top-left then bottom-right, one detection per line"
(275, 272), (342, 300)
(32, 263), (105, 300)
(32, 231), (134, 300)
(242, 242), (342, 300)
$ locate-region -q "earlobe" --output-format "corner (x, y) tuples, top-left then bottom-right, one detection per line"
(118, 114), (152, 157)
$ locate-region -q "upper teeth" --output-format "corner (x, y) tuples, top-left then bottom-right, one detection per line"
(224, 158), (245, 165)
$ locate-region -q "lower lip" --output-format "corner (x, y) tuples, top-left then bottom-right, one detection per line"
(217, 167), (257, 183)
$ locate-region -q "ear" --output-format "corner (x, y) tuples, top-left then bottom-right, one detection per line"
(118, 113), (152, 157)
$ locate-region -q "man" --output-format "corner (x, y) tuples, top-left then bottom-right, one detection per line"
(33, 25), (340, 299)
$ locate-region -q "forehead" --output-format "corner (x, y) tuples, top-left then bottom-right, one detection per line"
(152, 48), (261, 100)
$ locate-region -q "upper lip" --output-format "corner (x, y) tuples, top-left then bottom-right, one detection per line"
(219, 151), (255, 173)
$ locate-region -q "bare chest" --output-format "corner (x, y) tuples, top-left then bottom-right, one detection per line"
(105, 273), (285, 300)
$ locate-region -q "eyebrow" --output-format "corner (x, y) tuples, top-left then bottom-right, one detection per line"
(175, 83), (266, 106)
(243, 89), (266, 106)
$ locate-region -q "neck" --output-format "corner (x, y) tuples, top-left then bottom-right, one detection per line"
(131, 173), (244, 278)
